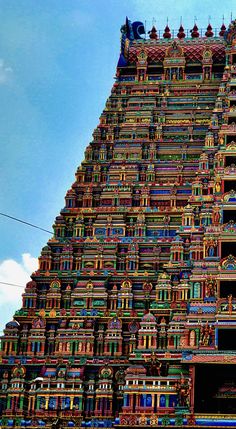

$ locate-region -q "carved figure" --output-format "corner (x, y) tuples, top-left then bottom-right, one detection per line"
(175, 375), (190, 407)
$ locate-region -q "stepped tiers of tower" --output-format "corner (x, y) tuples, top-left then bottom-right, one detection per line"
(2, 17), (236, 429)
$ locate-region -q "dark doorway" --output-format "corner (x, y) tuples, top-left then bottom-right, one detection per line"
(224, 180), (236, 193)
(223, 210), (236, 223)
(225, 156), (236, 167)
(227, 135), (236, 144)
(221, 242), (236, 258)
(220, 281), (236, 298)
(195, 364), (236, 413)
(218, 329), (236, 350)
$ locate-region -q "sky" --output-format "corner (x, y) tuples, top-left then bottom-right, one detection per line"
(0, 0), (235, 330)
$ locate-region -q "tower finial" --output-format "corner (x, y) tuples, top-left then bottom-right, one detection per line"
(177, 21), (185, 39)
(219, 20), (226, 37)
(205, 21), (213, 37)
(148, 25), (158, 40)
(163, 22), (171, 39)
(191, 20), (199, 38)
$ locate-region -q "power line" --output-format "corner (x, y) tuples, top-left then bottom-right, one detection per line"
(0, 212), (53, 234)
(0, 281), (25, 288)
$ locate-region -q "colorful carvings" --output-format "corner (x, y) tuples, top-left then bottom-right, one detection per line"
(2, 16), (236, 429)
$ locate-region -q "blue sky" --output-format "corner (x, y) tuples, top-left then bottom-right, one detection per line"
(0, 0), (235, 329)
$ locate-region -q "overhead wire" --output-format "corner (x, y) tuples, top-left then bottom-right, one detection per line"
(0, 212), (53, 234)
(0, 213), (46, 289)
(0, 281), (25, 288)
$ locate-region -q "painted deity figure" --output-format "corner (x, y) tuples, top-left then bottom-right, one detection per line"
(206, 239), (217, 257)
(175, 374), (190, 407)
(32, 317), (45, 329)
(159, 316), (167, 334)
(205, 279), (216, 298)
(139, 414), (146, 425)
(206, 323), (213, 345)
(189, 330), (196, 347)
(213, 207), (221, 225)
(228, 294), (233, 314)
(137, 212), (145, 223)
(163, 214), (170, 236)
(172, 69), (177, 80)
(204, 66), (210, 80)
(199, 322), (213, 346)
(143, 281), (153, 293)
(150, 415), (158, 426)
(163, 214), (170, 225)
(121, 279), (131, 289)
(147, 353), (162, 376)
(202, 323), (210, 346)
(215, 181), (221, 193)
(208, 245), (215, 257)
(219, 136), (224, 146)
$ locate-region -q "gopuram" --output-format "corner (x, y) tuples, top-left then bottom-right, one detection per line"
(2, 16), (236, 429)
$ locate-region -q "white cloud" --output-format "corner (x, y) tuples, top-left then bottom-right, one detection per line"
(0, 59), (12, 84)
(0, 253), (38, 331)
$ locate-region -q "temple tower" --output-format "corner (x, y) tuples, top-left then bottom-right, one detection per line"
(2, 16), (236, 429)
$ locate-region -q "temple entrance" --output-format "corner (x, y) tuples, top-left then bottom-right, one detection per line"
(195, 364), (236, 413)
